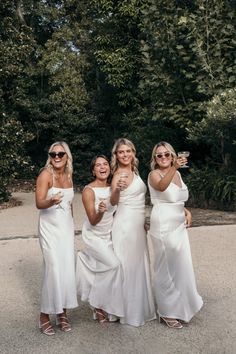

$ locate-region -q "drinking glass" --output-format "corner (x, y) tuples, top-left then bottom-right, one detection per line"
(177, 151), (190, 168)
(54, 191), (64, 209)
(119, 172), (129, 190)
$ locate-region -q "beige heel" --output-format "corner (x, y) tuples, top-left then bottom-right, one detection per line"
(159, 316), (183, 329)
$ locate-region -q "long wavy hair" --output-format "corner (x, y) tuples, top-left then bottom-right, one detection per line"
(44, 141), (73, 181)
(110, 138), (139, 175)
(150, 141), (176, 171)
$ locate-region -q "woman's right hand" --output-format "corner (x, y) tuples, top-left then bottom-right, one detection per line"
(173, 156), (187, 169)
(98, 200), (107, 213)
(51, 192), (63, 205)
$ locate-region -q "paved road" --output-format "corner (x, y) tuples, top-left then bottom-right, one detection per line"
(0, 193), (235, 354)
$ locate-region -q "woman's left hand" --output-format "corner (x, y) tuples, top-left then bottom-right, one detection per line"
(185, 208), (192, 227)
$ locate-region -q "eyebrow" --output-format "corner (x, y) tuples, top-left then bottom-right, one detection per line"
(117, 149), (132, 153)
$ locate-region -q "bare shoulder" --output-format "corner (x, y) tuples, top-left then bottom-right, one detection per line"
(149, 169), (162, 181)
(82, 184), (95, 198)
(37, 169), (52, 183)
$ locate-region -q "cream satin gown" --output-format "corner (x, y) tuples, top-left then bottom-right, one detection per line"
(76, 187), (124, 318)
(148, 171), (203, 322)
(112, 174), (156, 327)
(39, 186), (78, 314)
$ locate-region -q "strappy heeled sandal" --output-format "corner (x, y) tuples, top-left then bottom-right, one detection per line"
(93, 309), (108, 324)
(39, 320), (55, 336)
(159, 316), (183, 329)
(56, 314), (72, 332)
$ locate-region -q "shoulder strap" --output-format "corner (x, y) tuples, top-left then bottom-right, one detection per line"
(83, 185), (94, 191)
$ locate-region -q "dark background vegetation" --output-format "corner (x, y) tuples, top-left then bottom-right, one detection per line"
(0, 0), (236, 209)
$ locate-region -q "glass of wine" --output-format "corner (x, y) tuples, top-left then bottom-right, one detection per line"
(55, 191), (64, 209)
(177, 151), (190, 168)
(119, 172), (129, 190)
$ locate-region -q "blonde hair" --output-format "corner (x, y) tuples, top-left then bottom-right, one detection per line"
(44, 141), (73, 180)
(111, 138), (139, 175)
(150, 141), (176, 170)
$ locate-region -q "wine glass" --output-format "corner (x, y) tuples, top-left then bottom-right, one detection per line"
(54, 191), (64, 209)
(177, 151), (190, 168)
(119, 172), (129, 191)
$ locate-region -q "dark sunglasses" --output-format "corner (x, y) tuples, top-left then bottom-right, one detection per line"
(49, 151), (66, 159)
(155, 152), (171, 159)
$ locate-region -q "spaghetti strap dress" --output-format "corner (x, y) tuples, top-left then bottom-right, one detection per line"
(76, 186), (124, 318)
(112, 174), (156, 327)
(148, 171), (203, 322)
(38, 178), (78, 314)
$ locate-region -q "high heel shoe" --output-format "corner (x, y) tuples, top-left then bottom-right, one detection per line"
(39, 320), (55, 336)
(93, 309), (108, 324)
(56, 314), (72, 332)
(159, 316), (183, 329)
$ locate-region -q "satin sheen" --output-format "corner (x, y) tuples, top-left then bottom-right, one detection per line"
(148, 172), (203, 322)
(112, 174), (156, 326)
(76, 187), (124, 318)
(38, 187), (78, 314)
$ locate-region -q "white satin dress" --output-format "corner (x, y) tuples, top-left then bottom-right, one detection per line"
(112, 174), (156, 327)
(148, 172), (203, 322)
(38, 186), (78, 314)
(76, 187), (124, 318)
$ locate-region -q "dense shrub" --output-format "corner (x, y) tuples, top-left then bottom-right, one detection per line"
(0, 118), (34, 202)
(185, 166), (236, 211)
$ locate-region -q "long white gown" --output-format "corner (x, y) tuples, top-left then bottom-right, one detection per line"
(112, 174), (156, 327)
(38, 186), (78, 314)
(148, 172), (203, 322)
(76, 187), (124, 318)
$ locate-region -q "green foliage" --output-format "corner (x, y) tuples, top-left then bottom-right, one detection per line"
(186, 166), (236, 211)
(0, 0), (236, 209)
(187, 88), (236, 167)
(0, 117), (34, 201)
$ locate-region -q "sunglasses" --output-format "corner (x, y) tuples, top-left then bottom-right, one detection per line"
(155, 152), (171, 159)
(49, 151), (66, 159)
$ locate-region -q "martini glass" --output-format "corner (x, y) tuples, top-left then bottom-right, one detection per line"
(177, 151), (190, 168)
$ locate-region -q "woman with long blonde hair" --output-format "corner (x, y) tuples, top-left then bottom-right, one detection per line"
(110, 138), (156, 327)
(148, 141), (203, 329)
(36, 141), (78, 336)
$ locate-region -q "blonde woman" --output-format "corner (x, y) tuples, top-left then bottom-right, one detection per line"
(110, 138), (156, 327)
(148, 141), (203, 329)
(36, 141), (78, 336)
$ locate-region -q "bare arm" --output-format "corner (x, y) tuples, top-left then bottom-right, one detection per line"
(184, 207), (192, 227)
(149, 166), (177, 192)
(149, 156), (186, 192)
(82, 187), (106, 226)
(110, 174), (122, 205)
(35, 170), (62, 209)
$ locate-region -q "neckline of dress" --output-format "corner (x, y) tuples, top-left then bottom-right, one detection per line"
(49, 186), (73, 190)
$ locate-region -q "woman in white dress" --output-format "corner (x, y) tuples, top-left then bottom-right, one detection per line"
(76, 155), (124, 323)
(110, 138), (156, 327)
(36, 141), (78, 336)
(148, 141), (203, 329)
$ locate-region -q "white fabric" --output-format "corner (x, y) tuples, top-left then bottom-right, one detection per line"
(112, 174), (156, 326)
(39, 187), (78, 314)
(76, 187), (124, 318)
(148, 172), (203, 322)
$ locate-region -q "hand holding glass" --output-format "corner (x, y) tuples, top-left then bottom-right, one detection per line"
(98, 197), (108, 212)
(119, 172), (129, 191)
(52, 191), (64, 209)
(177, 151), (190, 168)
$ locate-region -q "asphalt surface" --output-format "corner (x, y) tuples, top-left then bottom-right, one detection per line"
(0, 192), (235, 354)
